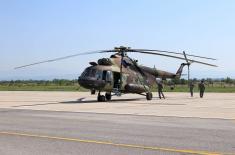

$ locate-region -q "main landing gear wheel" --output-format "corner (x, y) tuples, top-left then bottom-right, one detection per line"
(105, 92), (112, 101)
(97, 95), (106, 102)
(146, 92), (153, 100)
(97, 92), (106, 102)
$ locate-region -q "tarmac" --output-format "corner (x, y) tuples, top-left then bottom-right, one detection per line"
(0, 91), (235, 155)
(0, 91), (235, 119)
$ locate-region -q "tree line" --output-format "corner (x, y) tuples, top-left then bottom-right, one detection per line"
(0, 77), (234, 87)
(0, 79), (78, 86)
(170, 77), (235, 87)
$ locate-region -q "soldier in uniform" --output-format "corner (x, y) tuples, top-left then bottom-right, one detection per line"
(157, 80), (165, 99)
(198, 80), (205, 98)
(189, 81), (195, 97)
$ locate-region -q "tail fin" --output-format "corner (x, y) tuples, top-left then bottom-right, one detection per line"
(175, 63), (187, 78)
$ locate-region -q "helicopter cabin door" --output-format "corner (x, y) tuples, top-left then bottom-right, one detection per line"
(113, 72), (128, 90)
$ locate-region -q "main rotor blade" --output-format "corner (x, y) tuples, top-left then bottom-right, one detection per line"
(131, 49), (217, 60)
(131, 50), (218, 67)
(14, 50), (113, 69)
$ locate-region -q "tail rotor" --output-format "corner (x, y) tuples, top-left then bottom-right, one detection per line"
(183, 51), (191, 85)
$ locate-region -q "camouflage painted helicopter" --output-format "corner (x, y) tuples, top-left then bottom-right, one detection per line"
(15, 46), (217, 101)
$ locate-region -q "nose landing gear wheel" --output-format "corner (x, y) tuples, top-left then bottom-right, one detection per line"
(105, 92), (112, 101)
(146, 92), (153, 100)
(91, 89), (96, 95)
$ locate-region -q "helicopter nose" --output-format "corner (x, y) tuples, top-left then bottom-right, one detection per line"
(78, 77), (105, 89)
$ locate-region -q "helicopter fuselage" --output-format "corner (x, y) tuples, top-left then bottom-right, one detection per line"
(78, 55), (178, 94)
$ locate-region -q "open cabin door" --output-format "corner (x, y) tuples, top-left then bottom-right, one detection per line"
(113, 72), (128, 90)
(113, 72), (120, 89)
(103, 71), (127, 91)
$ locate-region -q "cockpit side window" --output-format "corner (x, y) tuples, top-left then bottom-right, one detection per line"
(90, 69), (96, 77)
(102, 71), (107, 80)
(95, 70), (102, 80)
(106, 71), (112, 82)
(101, 70), (112, 81)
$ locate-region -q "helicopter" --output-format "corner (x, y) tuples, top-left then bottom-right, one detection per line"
(15, 46), (217, 102)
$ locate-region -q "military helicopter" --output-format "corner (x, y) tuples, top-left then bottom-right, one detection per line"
(15, 46), (217, 102)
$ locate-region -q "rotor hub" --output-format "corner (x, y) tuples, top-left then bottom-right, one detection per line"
(114, 46), (130, 56)
(114, 46), (130, 51)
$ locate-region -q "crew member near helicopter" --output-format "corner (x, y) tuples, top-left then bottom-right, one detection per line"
(198, 80), (205, 98)
(189, 81), (195, 97)
(157, 80), (165, 99)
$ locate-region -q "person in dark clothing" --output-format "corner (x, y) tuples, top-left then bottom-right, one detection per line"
(198, 80), (205, 98)
(157, 81), (165, 99)
(189, 81), (195, 97)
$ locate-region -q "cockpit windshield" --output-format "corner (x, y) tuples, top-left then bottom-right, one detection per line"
(81, 68), (102, 80)
(81, 68), (95, 77)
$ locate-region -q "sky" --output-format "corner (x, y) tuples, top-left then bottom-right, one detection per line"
(0, 0), (235, 80)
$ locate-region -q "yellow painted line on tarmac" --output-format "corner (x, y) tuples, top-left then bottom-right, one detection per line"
(0, 131), (222, 155)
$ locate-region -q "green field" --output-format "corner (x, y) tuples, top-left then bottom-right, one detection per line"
(1, 84), (235, 93)
(0, 85), (83, 91)
(0, 80), (87, 91)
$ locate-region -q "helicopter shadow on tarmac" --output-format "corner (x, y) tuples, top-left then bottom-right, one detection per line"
(60, 97), (143, 104)
(11, 102), (62, 108)
(9, 98), (145, 107)
(10, 97), (186, 108)
(60, 97), (186, 105)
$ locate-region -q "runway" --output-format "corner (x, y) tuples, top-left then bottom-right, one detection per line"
(0, 92), (235, 154)
(1, 109), (235, 155)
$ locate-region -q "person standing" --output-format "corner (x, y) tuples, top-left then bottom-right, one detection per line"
(157, 81), (165, 99)
(189, 81), (195, 97)
(198, 80), (205, 98)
